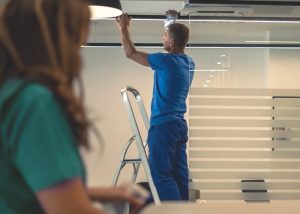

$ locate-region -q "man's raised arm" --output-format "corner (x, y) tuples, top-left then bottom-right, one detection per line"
(116, 13), (150, 67)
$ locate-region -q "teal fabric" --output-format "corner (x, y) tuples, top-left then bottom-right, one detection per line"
(0, 79), (85, 214)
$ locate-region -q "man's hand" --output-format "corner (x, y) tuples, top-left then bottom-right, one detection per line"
(116, 13), (131, 30)
(88, 185), (145, 214)
(164, 10), (178, 28)
(166, 10), (178, 18)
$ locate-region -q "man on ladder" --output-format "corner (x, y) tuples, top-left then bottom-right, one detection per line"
(116, 10), (195, 201)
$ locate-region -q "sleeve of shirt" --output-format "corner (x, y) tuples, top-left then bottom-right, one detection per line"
(6, 84), (84, 192)
(147, 52), (168, 71)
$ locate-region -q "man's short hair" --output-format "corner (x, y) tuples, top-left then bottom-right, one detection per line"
(168, 23), (190, 49)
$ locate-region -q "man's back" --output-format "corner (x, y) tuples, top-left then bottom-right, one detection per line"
(148, 52), (195, 126)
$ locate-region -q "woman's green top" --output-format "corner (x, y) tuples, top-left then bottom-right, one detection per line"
(0, 79), (85, 214)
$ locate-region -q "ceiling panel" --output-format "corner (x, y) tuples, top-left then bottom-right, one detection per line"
(88, 18), (300, 44)
(85, 0), (300, 45)
(121, 0), (184, 15)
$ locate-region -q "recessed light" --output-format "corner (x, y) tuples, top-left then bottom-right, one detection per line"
(217, 61), (222, 65)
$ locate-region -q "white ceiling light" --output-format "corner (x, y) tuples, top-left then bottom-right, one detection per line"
(245, 40), (300, 44)
(90, 0), (122, 19)
(88, 17), (300, 23)
(192, 70), (229, 72)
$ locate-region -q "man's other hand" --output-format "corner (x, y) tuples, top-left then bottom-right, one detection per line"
(166, 10), (178, 18)
(116, 13), (131, 30)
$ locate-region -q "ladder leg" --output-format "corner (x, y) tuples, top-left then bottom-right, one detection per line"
(122, 203), (130, 214)
(112, 162), (125, 187)
(131, 163), (140, 183)
(112, 136), (135, 186)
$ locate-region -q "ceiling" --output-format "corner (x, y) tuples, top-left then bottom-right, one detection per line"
(1, 0), (300, 45)
(121, 0), (184, 15)
(87, 0), (300, 45)
(122, 0), (300, 17)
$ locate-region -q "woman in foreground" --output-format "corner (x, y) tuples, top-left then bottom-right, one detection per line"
(0, 0), (144, 213)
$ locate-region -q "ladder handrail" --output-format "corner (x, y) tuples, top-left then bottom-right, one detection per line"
(120, 86), (161, 205)
(121, 86), (150, 132)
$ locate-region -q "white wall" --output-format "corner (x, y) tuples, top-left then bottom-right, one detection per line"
(80, 46), (300, 187)
(268, 49), (300, 89)
(81, 47), (155, 186)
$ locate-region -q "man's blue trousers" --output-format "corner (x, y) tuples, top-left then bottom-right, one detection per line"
(147, 119), (189, 201)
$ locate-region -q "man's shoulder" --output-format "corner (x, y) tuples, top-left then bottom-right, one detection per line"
(149, 52), (166, 57)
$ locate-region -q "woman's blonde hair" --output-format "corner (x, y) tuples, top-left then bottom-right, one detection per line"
(0, 0), (91, 147)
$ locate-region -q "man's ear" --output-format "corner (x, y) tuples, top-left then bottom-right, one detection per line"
(170, 39), (175, 48)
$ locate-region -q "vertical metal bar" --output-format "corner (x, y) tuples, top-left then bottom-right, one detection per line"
(112, 136), (135, 186)
(131, 163), (140, 183)
(112, 162), (124, 187)
(121, 87), (161, 205)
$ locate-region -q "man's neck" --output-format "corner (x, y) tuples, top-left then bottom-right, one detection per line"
(168, 47), (185, 54)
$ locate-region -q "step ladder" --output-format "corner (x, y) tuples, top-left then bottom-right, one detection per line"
(112, 86), (161, 205)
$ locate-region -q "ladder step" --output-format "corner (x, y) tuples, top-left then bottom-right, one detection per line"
(123, 159), (143, 164)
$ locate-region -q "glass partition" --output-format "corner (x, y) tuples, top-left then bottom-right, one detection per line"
(187, 19), (300, 202)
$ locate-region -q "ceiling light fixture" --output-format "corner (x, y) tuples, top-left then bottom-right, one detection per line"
(88, 16), (300, 24)
(245, 40), (300, 44)
(192, 69), (229, 72)
(90, 0), (122, 19)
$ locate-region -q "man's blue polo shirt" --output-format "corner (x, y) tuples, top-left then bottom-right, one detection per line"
(147, 52), (195, 126)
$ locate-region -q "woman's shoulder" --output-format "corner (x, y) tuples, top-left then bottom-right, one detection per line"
(0, 79), (57, 114)
(21, 82), (54, 101)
